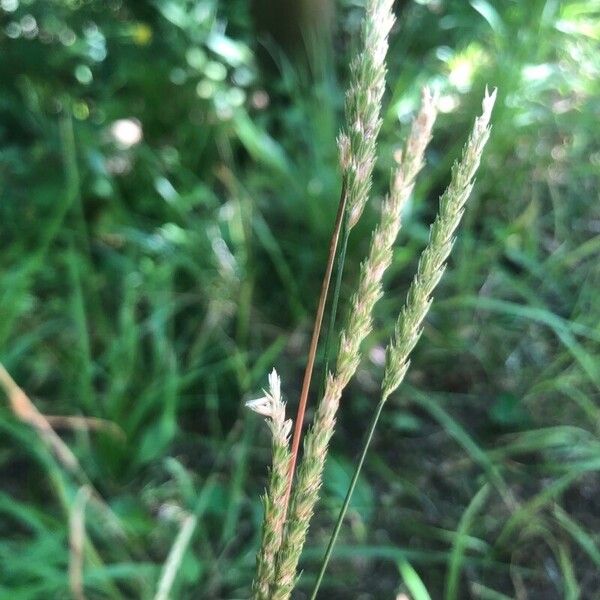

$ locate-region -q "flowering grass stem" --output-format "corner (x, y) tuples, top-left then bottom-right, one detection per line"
(309, 89), (496, 598)
(269, 86), (437, 600)
(248, 370), (293, 599)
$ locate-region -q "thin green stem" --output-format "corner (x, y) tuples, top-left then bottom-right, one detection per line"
(309, 396), (387, 600)
(318, 220), (351, 400)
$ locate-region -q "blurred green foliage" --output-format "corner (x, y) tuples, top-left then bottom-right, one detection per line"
(0, 0), (599, 598)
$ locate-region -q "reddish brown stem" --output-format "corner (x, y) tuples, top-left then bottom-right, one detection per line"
(284, 180), (348, 512)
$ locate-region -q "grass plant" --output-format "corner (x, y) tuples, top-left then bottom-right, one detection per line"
(247, 1), (497, 595)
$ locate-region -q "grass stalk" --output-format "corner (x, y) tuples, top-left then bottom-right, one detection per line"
(317, 219), (351, 401)
(308, 396), (386, 599)
(154, 511), (198, 600)
(270, 87), (437, 600)
(285, 0), (396, 509)
(69, 485), (92, 600)
(309, 89), (496, 598)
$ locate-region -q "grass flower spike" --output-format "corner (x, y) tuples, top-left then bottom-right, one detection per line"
(247, 369), (293, 600)
(249, 4), (497, 597)
(342, 0), (395, 230)
(309, 88), (497, 597)
(383, 88), (497, 400)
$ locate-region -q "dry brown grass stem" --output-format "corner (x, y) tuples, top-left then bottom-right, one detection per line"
(0, 361), (82, 473)
(285, 181), (347, 513)
(45, 415), (126, 440)
(0, 361), (125, 537)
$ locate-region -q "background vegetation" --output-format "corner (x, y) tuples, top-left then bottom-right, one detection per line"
(1, 0), (599, 598)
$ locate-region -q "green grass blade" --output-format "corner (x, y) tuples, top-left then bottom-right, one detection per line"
(398, 559), (432, 600)
(554, 505), (600, 568)
(445, 484), (491, 600)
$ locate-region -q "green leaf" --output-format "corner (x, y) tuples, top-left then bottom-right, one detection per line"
(490, 393), (530, 428)
(398, 559), (432, 600)
(470, 0), (506, 35)
(232, 111), (290, 174)
(324, 455), (374, 523)
(446, 484), (491, 600)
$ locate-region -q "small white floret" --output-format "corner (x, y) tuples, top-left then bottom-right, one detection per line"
(245, 395), (273, 418)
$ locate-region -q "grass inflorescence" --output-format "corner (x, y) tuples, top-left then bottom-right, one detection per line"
(247, 1), (498, 596)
